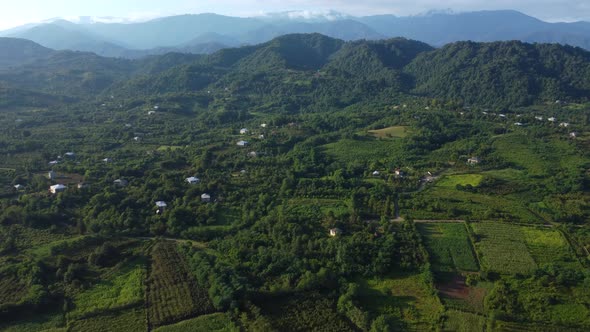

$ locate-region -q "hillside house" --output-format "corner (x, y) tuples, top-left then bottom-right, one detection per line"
(237, 140), (249, 147)
(570, 132), (578, 139)
(548, 117), (556, 122)
(372, 171), (380, 176)
(260, 123), (267, 128)
(248, 151), (258, 158)
(514, 122), (523, 126)
(535, 116), (543, 121)
(186, 177), (200, 184)
(48, 171), (56, 180)
(77, 183), (89, 189)
(103, 158), (113, 163)
(48, 160), (59, 166)
(114, 179), (128, 187)
(394, 169), (405, 177)
(329, 228), (343, 237)
(64, 152), (75, 157)
(49, 184), (67, 194)
(240, 128), (249, 134)
(559, 122), (570, 128)
(201, 193), (211, 203)
(467, 157), (481, 165)
(14, 184), (24, 191)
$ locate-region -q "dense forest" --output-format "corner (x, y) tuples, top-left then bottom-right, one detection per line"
(0, 34), (589, 331)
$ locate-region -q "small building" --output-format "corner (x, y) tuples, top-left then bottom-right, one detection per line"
(260, 123), (268, 128)
(48, 171), (56, 180)
(240, 128), (249, 135)
(258, 134), (265, 139)
(153, 105), (160, 110)
(148, 111), (156, 115)
(499, 114), (506, 118)
(548, 117), (556, 122)
(394, 169), (404, 177)
(237, 140), (249, 147)
(114, 179), (128, 187)
(201, 193), (211, 203)
(467, 157), (481, 165)
(103, 158), (113, 163)
(329, 228), (343, 237)
(48, 160), (59, 166)
(133, 136), (141, 142)
(372, 171), (380, 176)
(514, 122), (523, 126)
(14, 184), (24, 191)
(559, 122), (570, 128)
(49, 184), (67, 194)
(77, 183), (89, 189)
(155, 201), (167, 214)
(64, 152), (75, 158)
(570, 132), (578, 139)
(186, 177), (200, 184)
(535, 116), (543, 121)
(248, 151), (258, 158)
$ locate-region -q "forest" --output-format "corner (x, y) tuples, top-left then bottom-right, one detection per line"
(0, 34), (589, 331)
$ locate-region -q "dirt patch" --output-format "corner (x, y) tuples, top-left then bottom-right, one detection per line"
(436, 274), (487, 313)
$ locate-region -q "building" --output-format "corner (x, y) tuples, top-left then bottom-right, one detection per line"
(248, 151), (258, 158)
(394, 169), (405, 177)
(559, 122), (570, 128)
(237, 140), (249, 147)
(260, 123), (268, 128)
(548, 117), (556, 122)
(535, 116), (543, 121)
(186, 177), (200, 184)
(49, 184), (67, 194)
(64, 152), (75, 157)
(14, 184), (24, 191)
(48, 160), (59, 166)
(103, 158), (113, 163)
(514, 122), (523, 126)
(48, 171), (56, 180)
(329, 228), (343, 237)
(77, 183), (89, 189)
(240, 128), (249, 134)
(467, 157), (481, 165)
(372, 171), (380, 176)
(114, 179), (128, 187)
(201, 193), (211, 203)
(570, 132), (578, 139)
(155, 201), (167, 214)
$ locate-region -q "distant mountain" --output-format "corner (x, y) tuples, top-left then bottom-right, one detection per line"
(0, 38), (54, 69)
(358, 10), (590, 50)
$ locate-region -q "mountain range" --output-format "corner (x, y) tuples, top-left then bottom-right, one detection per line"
(1, 10), (590, 58)
(2, 33), (590, 110)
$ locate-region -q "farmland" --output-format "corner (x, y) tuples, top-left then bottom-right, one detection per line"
(443, 310), (486, 332)
(69, 307), (146, 332)
(147, 241), (215, 328)
(417, 223), (479, 272)
(436, 174), (484, 188)
(322, 138), (405, 163)
(153, 313), (238, 332)
(367, 125), (410, 139)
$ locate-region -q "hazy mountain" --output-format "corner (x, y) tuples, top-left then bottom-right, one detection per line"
(0, 38), (54, 69)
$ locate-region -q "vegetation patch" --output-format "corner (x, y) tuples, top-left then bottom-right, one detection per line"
(68, 307), (145, 332)
(154, 313), (237, 332)
(367, 126), (409, 139)
(417, 223), (479, 272)
(436, 174), (484, 188)
(322, 138), (404, 163)
(443, 310), (486, 332)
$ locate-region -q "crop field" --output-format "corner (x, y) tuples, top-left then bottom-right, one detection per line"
(521, 227), (579, 267)
(259, 292), (355, 332)
(70, 261), (145, 319)
(68, 307), (145, 332)
(147, 242), (215, 328)
(443, 310), (486, 332)
(436, 174), (484, 188)
(2, 225), (72, 251)
(367, 126), (409, 138)
(154, 313), (238, 332)
(322, 138), (405, 164)
(470, 223), (537, 274)
(417, 223), (479, 272)
(359, 273), (444, 331)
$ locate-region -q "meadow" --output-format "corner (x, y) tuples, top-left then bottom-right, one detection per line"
(322, 138), (405, 164)
(367, 126), (410, 139)
(443, 310), (486, 332)
(436, 174), (484, 188)
(417, 223), (479, 272)
(68, 307), (146, 332)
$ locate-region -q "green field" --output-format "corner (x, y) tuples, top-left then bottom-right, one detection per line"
(358, 273), (444, 330)
(436, 174), (484, 188)
(443, 310), (486, 332)
(70, 262), (145, 319)
(367, 126), (410, 139)
(69, 307), (145, 332)
(322, 138), (405, 163)
(522, 227), (579, 268)
(470, 222), (538, 274)
(417, 223), (479, 272)
(0, 312), (66, 332)
(154, 313), (237, 332)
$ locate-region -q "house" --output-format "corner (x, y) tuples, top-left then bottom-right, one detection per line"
(394, 169), (405, 177)
(372, 171), (380, 176)
(548, 117), (556, 122)
(49, 184), (67, 194)
(258, 134), (265, 139)
(514, 122), (523, 126)
(64, 152), (75, 157)
(153, 105), (159, 110)
(499, 114), (506, 118)
(467, 157), (481, 165)
(240, 128), (249, 135)
(559, 122), (570, 128)
(201, 193), (211, 203)
(48, 171), (56, 180)
(260, 123), (268, 128)
(535, 116), (543, 121)
(148, 111), (156, 115)
(14, 184), (24, 191)
(570, 132), (578, 139)
(248, 151), (258, 158)
(48, 160), (59, 166)
(77, 183), (89, 189)
(237, 140), (249, 147)
(133, 136), (141, 142)
(103, 158), (113, 163)
(114, 179), (128, 187)
(329, 228), (343, 237)
(186, 177), (200, 184)
(155, 201), (167, 214)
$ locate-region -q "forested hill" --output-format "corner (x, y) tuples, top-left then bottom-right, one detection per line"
(3, 34), (590, 108)
(0, 37), (54, 69)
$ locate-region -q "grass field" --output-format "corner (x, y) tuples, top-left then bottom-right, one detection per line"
(367, 126), (410, 139)
(358, 273), (444, 330)
(69, 307), (145, 332)
(70, 261), (145, 319)
(154, 313), (238, 332)
(443, 310), (486, 332)
(436, 174), (484, 188)
(470, 222), (537, 274)
(521, 228), (579, 268)
(417, 223), (479, 272)
(322, 138), (405, 164)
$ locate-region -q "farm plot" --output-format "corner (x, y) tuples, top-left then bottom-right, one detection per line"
(470, 223), (537, 275)
(322, 139), (405, 164)
(443, 310), (486, 332)
(147, 242), (215, 328)
(521, 228), (579, 268)
(154, 313), (237, 332)
(367, 126), (410, 139)
(417, 223), (479, 272)
(69, 307), (145, 332)
(436, 174), (484, 188)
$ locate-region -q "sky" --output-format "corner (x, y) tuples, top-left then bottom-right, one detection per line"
(1, 0), (590, 30)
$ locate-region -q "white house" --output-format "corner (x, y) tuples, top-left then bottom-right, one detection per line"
(548, 117), (556, 122)
(64, 152), (75, 157)
(186, 177), (200, 184)
(467, 157), (481, 165)
(514, 122), (523, 126)
(114, 179), (128, 187)
(372, 170), (380, 176)
(153, 105), (160, 110)
(394, 169), (405, 177)
(237, 140), (249, 147)
(14, 184), (24, 191)
(201, 193), (211, 203)
(133, 136), (141, 142)
(103, 158), (113, 163)
(48, 160), (59, 166)
(260, 123), (268, 128)
(535, 116), (543, 121)
(248, 151), (258, 158)
(559, 122), (570, 128)
(570, 132), (578, 139)
(240, 128), (249, 135)
(48, 171), (56, 180)
(49, 184), (67, 194)
(148, 111), (156, 115)
(77, 183), (89, 189)
(155, 201), (167, 212)
(329, 228), (343, 237)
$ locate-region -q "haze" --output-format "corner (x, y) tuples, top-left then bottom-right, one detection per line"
(2, 0), (590, 31)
